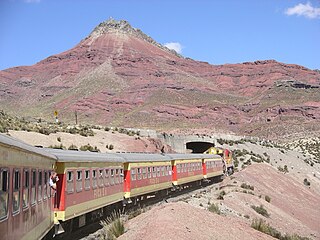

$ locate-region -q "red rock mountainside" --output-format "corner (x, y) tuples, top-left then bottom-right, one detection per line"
(0, 19), (319, 140)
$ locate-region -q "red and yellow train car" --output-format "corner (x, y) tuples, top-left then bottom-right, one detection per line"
(0, 134), (56, 240)
(205, 147), (234, 174)
(120, 153), (173, 200)
(44, 149), (125, 231)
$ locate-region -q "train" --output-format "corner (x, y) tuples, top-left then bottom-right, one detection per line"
(0, 133), (233, 240)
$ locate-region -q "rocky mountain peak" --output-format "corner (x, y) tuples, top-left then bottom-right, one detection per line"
(89, 18), (135, 37)
(87, 18), (182, 57)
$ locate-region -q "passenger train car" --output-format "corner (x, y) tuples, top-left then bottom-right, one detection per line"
(0, 134), (57, 240)
(0, 134), (233, 239)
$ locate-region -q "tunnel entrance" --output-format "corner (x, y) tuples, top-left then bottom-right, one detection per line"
(186, 142), (214, 153)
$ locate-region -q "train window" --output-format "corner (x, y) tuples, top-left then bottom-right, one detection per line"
(120, 169), (123, 183)
(0, 168), (9, 221)
(137, 168), (142, 180)
(66, 171), (74, 193)
(104, 169), (109, 186)
(43, 171), (48, 200)
(92, 170), (97, 189)
(110, 169), (114, 185)
(148, 167), (152, 178)
(131, 169), (136, 181)
(23, 169), (29, 209)
(38, 170), (42, 202)
(177, 164), (180, 173)
(161, 166), (165, 176)
(85, 170), (90, 190)
(13, 169), (20, 215)
(152, 167), (156, 178)
(31, 170), (36, 205)
(157, 167), (160, 177)
(165, 166), (169, 176)
(115, 169), (119, 184)
(76, 170), (83, 192)
(142, 168), (147, 179)
(98, 169), (104, 187)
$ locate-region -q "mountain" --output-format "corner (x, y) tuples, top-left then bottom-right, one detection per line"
(0, 19), (319, 141)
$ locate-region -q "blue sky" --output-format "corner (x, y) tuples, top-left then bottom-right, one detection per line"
(0, 0), (319, 70)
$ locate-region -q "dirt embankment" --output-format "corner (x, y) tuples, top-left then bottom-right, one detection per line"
(117, 164), (320, 240)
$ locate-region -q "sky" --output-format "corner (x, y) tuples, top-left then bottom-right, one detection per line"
(0, 0), (319, 71)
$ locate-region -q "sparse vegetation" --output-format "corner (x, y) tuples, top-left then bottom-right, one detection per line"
(303, 178), (310, 186)
(100, 211), (125, 240)
(48, 144), (65, 150)
(251, 218), (311, 240)
(217, 190), (226, 200)
(208, 203), (221, 215)
(79, 144), (100, 152)
(241, 183), (254, 191)
(68, 144), (78, 151)
(251, 205), (269, 217)
(278, 165), (289, 173)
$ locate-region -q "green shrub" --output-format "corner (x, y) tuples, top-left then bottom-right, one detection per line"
(251, 205), (270, 217)
(251, 218), (311, 240)
(251, 218), (281, 238)
(100, 211), (125, 240)
(208, 203), (221, 215)
(217, 191), (226, 200)
(241, 183), (254, 191)
(109, 144), (114, 150)
(68, 144), (78, 151)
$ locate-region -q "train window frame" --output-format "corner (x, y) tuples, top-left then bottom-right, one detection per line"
(38, 170), (43, 202)
(131, 169), (136, 181)
(152, 167), (156, 178)
(120, 169), (123, 183)
(98, 169), (104, 187)
(84, 170), (90, 190)
(142, 168), (147, 179)
(31, 169), (36, 206)
(92, 169), (97, 189)
(104, 169), (109, 186)
(66, 170), (74, 194)
(115, 169), (119, 184)
(12, 169), (21, 216)
(137, 168), (142, 180)
(43, 171), (48, 200)
(147, 167), (152, 178)
(110, 169), (115, 185)
(0, 168), (9, 222)
(157, 167), (160, 177)
(22, 169), (30, 210)
(76, 170), (83, 192)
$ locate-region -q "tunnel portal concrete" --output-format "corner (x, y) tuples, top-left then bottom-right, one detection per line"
(186, 141), (214, 153)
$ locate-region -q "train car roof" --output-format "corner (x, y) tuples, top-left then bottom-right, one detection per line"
(43, 148), (125, 162)
(43, 148), (221, 163)
(0, 133), (57, 160)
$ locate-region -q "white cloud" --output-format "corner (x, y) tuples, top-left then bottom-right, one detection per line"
(285, 2), (320, 19)
(164, 42), (183, 54)
(24, 0), (41, 3)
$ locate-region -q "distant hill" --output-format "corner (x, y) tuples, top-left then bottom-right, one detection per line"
(0, 19), (319, 141)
